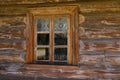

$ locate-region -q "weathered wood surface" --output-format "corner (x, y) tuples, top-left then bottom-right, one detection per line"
(79, 11), (120, 38)
(0, 21), (26, 71)
(0, 0), (120, 73)
(80, 38), (120, 51)
(0, 0), (120, 16)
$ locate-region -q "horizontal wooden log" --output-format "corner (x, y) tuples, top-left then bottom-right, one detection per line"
(0, 42), (25, 50)
(0, 38), (25, 43)
(79, 55), (105, 65)
(79, 54), (120, 65)
(0, 17), (26, 26)
(0, 25), (26, 39)
(80, 51), (105, 55)
(79, 39), (120, 51)
(0, 49), (25, 55)
(105, 51), (120, 57)
(80, 51), (120, 56)
(0, 55), (24, 63)
(79, 11), (120, 38)
(0, 0), (119, 16)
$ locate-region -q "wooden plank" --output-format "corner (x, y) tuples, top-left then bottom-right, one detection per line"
(37, 32), (49, 34)
(33, 16), (37, 62)
(54, 31), (67, 34)
(37, 45), (49, 48)
(24, 64), (79, 70)
(26, 12), (32, 63)
(50, 16), (53, 63)
(67, 15), (72, 64)
(54, 45), (67, 48)
(73, 7), (79, 65)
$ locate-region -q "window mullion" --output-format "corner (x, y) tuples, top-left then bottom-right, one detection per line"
(49, 16), (54, 63)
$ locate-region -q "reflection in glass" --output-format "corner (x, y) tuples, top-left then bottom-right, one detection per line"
(37, 48), (49, 60)
(37, 18), (50, 31)
(54, 17), (67, 31)
(37, 34), (49, 45)
(55, 33), (67, 45)
(54, 48), (67, 61)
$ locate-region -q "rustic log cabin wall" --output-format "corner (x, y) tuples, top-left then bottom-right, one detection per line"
(0, 0), (120, 71)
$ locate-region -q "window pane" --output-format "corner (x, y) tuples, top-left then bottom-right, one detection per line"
(37, 48), (49, 60)
(54, 17), (67, 31)
(37, 34), (49, 45)
(55, 33), (67, 45)
(37, 18), (50, 31)
(54, 48), (67, 61)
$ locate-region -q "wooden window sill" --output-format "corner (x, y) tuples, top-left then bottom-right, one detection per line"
(24, 64), (79, 70)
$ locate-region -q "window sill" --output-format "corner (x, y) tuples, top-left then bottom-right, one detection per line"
(24, 64), (79, 70)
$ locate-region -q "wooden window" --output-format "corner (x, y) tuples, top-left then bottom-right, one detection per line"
(26, 6), (79, 65)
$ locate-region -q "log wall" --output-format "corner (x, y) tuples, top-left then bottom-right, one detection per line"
(0, 0), (120, 71)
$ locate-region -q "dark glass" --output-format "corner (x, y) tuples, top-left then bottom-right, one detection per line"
(54, 48), (67, 61)
(55, 33), (67, 45)
(37, 34), (49, 45)
(54, 17), (67, 31)
(37, 18), (50, 31)
(37, 48), (49, 60)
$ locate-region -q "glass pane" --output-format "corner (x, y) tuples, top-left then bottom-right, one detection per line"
(55, 33), (67, 45)
(37, 34), (49, 45)
(54, 48), (67, 61)
(37, 48), (49, 60)
(37, 18), (50, 31)
(54, 17), (68, 31)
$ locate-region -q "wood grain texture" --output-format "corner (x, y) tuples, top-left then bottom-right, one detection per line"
(0, 0), (120, 72)
(26, 6), (79, 65)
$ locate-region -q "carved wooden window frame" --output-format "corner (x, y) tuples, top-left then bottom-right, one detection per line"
(26, 6), (79, 65)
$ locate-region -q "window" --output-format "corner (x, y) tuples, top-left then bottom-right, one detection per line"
(26, 6), (79, 65)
